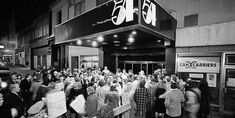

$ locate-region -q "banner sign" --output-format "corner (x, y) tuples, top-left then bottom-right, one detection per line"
(177, 57), (220, 73)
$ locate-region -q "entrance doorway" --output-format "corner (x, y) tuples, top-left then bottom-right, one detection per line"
(118, 61), (164, 75)
(224, 68), (235, 112)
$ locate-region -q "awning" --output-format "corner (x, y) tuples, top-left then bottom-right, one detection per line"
(55, 0), (176, 49)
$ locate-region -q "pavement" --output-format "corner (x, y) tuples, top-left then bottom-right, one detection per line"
(7, 64), (35, 76)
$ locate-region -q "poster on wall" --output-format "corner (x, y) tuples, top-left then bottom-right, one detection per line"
(207, 73), (217, 87)
(227, 78), (235, 87)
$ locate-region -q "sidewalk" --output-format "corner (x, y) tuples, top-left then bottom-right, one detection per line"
(7, 64), (35, 76)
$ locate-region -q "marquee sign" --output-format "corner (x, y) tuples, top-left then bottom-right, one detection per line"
(55, 0), (176, 44)
(177, 57), (220, 73)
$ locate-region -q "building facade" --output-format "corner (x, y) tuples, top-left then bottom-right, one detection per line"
(30, 11), (53, 69)
(51, 0), (176, 74)
(156, 0), (235, 113)
(15, 26), (31, 68)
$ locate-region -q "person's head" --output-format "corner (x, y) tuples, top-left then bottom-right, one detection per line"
(11, 73), (17, 83)
(110, 85), (117, 92)
(10, 83), (20, 93)
(73, 81), (82, 91)
(0, 92), (4, 106)
(165, 76), (171, 82)
(47, 73), (52, 79)
(170, 82), (178, 89)
(59, 75), (66, 82)
(25, 74), (32, 81)
(17, 74), (22, 79)
(87, 86), (95, 95)
(116, 68), (121, 73)
(98, 80), (105, 87)
(139, 80), (146, 88)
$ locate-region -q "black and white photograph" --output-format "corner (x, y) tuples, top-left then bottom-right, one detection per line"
(1, 0), (235, 118)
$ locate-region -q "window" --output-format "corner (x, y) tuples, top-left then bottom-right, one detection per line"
(39, 26), (42, 37)
(43, 24), (49, 36)
(80, 55), (99, 69)
(96, 0), (109, 6)
(75, 0), (85, 16)
(184, 14), (198, 27)
(57, 10), (62, 24)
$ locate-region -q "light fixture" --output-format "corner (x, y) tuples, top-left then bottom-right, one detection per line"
(97, 36), (104, 42)
(131, 30), (137, 35)
(157, 40), (161, 43)
(114, 44), (120, 46)
(0, 45), (4, 48)
(128, 36), (134, 43)
(76, 39), (82, 45)
(101, 42), (108, 45)
(123, 47), (127, 49)
(113, 41), (120, 43)
(92, 41), (98, 47)
(113, 34), (118, 38)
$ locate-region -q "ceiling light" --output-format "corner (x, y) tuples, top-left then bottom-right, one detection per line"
(97, 36), (104, 42)
(157, 40), (161, 43)
(113, 40), (120, 43)
(92, 41), (98, 47)
(128, 36), (134, 43)
(113, 34), (118, 38)
(123, 47), (127, 49)
(0, 45), (4, 48)
(76, 39), (82, 45)
(114, 44), (120, 46)
(101, 42), (108, 45)
(131, 30), (137, 35)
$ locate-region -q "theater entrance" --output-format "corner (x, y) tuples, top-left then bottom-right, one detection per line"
(118, 61), (165, 75)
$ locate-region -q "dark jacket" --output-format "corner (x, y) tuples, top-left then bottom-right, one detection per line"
(4, 92), (25, 118)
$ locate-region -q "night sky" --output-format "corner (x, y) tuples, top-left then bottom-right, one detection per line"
(0, 0), (56, 37)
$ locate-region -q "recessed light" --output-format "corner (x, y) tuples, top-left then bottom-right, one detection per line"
(76, 39), (82, 45)
(92, 41), (98, 47)
(113, 34), (118, 38)
(97, 36), (104, 42)
(128, 36), (134, 43)
(123, 47), (127, 49)
(101, 42), (108, 45)
(114, 44), (120, 46)
(131, 30), (137, 35)
(157, 40), (161, 42)
(113, 40), (120, 43)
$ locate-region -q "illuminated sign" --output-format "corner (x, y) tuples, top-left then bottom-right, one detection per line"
(111, 0), (134, 25)
(142, 0), (156, 26)
(177, 57), (220, 73)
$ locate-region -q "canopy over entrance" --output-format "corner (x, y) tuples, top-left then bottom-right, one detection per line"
(55, 0), (176, 49)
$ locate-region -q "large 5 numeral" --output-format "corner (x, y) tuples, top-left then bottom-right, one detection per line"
(111, 0), (133, 25)
(142, 0), (156, 26)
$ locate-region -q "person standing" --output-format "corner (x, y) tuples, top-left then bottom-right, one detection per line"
(20, 74), (32, 114)
(0, 91), (12, 118)
(198, 79), (210, 118)
(134, 80), (150, 118)
(184, 81), (201, 118)
(164, 82), (185, 118)
(4, 83), (25, 118)
(84, 86), (98, 118)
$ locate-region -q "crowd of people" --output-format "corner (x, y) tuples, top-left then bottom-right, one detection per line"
(0, 65), (212, 118)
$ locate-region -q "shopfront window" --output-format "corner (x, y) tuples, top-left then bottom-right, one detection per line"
(80, 55), (99, 69)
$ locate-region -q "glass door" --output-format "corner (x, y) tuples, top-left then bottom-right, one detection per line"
(224, 68), (235, 112)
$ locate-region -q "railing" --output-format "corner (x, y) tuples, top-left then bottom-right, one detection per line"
(113, 103), (132, 118)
